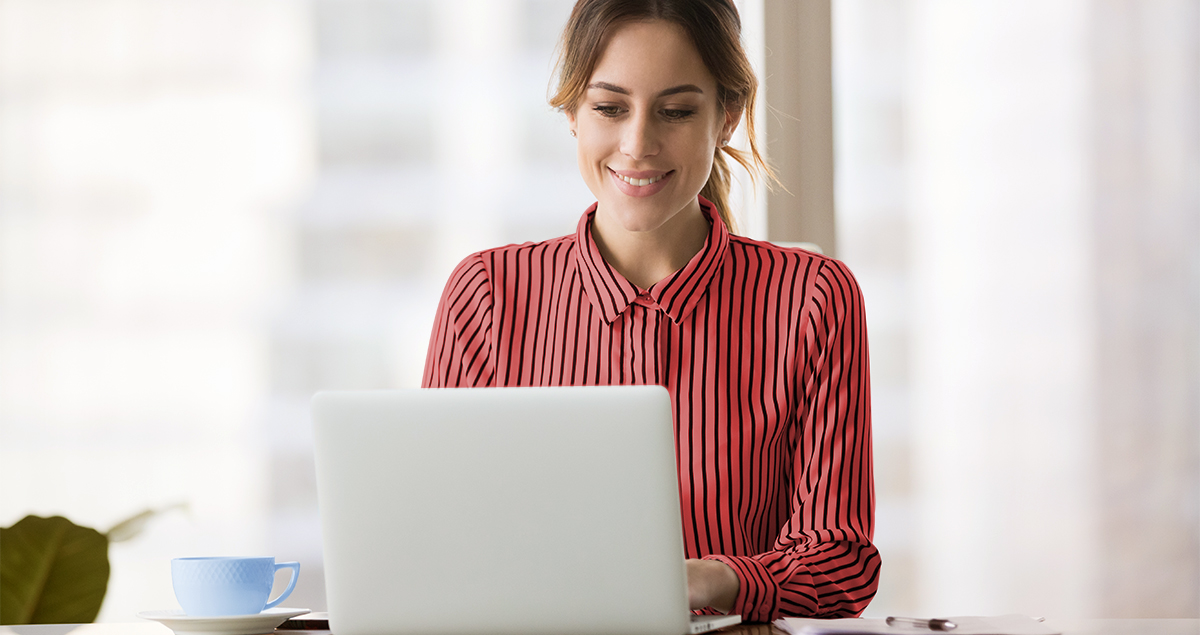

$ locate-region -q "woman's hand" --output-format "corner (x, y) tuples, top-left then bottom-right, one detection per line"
(686, 559), (739, 613)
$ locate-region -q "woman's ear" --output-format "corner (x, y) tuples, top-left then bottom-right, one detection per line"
(566, 110), (578, 138)
(721, 106), (743, 145)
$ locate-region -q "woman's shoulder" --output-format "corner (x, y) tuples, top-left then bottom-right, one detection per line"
(470, 232), (577, 263)
(725, 234), (863, 294)
(726, 234), (842, 269)
(447, 232), (579, 279)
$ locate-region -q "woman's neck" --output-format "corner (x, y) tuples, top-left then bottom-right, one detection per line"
(590, 201), (711, 290)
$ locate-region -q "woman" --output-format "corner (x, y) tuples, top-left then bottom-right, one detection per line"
(423, 0), (879, 622)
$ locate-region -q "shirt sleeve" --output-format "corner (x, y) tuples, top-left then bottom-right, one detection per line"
(703, 258), (880, 622)
(422, 253), (497, 388)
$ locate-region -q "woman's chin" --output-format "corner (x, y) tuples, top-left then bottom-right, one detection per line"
(598, 191), (705, 233)
(596, 201), (672, 235)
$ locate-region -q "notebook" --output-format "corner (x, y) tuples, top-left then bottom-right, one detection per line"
(776, 615), (1059, 635)
(311, 386), (742, 635)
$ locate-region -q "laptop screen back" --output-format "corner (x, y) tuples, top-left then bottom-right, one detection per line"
(312, 386), (690, 635)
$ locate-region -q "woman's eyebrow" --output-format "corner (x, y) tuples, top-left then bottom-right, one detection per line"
(586, 81), (704, 97)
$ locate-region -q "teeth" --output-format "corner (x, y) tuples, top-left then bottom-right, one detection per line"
(616, 173), (664, 186)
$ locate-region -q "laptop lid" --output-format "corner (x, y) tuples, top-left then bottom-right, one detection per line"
(312, 386), (692, 635)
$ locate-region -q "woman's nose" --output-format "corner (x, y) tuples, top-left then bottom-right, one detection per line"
(619, 112), (659, 160)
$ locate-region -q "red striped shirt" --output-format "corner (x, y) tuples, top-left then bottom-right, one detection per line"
(423, 198), (880, 621)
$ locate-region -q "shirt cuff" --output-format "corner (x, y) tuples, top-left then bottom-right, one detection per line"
(702, 554), (780, 623)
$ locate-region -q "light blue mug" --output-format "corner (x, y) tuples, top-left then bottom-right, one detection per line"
(171, 557), (300, 617)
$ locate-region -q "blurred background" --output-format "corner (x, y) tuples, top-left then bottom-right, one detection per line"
(1, 0), (1196, 622)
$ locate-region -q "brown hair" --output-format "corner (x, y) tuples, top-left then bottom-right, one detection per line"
(549, 0), (773, 233)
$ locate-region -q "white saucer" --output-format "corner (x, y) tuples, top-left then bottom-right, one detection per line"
(137, 608), (310, 635)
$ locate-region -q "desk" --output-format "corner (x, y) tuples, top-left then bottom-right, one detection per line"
(1, 620), (1196, 635)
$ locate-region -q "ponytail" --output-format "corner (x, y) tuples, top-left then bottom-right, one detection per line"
(700, 150), (735, 232)
(700, 129), (773, 235)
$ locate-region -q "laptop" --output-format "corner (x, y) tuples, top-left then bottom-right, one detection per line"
(312, 386), (742, 635)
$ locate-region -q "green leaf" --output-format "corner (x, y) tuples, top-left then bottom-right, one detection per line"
(0, 515), (110, 625)
(105, 502), (187, 544)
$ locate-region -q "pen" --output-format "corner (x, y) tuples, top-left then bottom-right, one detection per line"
(886, 616), (958, 631)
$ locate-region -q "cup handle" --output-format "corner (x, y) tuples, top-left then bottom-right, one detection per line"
(264, 561), (301, 610)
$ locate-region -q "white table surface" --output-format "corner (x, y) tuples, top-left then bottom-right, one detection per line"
(0, 618), (1196, 635)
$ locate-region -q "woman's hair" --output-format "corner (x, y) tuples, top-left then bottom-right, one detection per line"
(550, 0), (773, 232)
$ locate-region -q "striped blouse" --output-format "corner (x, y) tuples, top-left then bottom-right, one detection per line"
(422, 198), (880, 621)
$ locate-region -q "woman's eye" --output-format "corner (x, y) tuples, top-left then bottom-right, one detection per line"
(661, 108), (696, 120)
(593, 105), (623, 117)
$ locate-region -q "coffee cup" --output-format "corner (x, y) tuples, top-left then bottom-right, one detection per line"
(171, 556), (300, 616)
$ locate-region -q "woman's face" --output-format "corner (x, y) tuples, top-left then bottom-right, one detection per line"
(567, 19), (737, 237)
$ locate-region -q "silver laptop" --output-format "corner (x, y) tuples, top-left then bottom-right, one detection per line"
(312, 386), (741, 635)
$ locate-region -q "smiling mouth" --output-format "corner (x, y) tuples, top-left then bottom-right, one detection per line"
(617, 174), (663, 186)
(609, 169), (672, 187)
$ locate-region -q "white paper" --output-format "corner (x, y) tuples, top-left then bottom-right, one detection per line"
(775, 614), (1060, 635)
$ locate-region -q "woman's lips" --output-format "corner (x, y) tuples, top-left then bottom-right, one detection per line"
(609, 168), (673, 198)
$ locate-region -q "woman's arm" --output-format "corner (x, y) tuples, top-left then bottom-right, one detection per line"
(422, 254), (496, 388)
(703, 259), (880, 622)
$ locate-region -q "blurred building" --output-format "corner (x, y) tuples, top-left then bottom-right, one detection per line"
(835, 0), (1198, 618)
(261, 0), (592, 610)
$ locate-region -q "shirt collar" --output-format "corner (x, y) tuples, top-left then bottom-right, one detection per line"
(573, 196), (730, 325)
